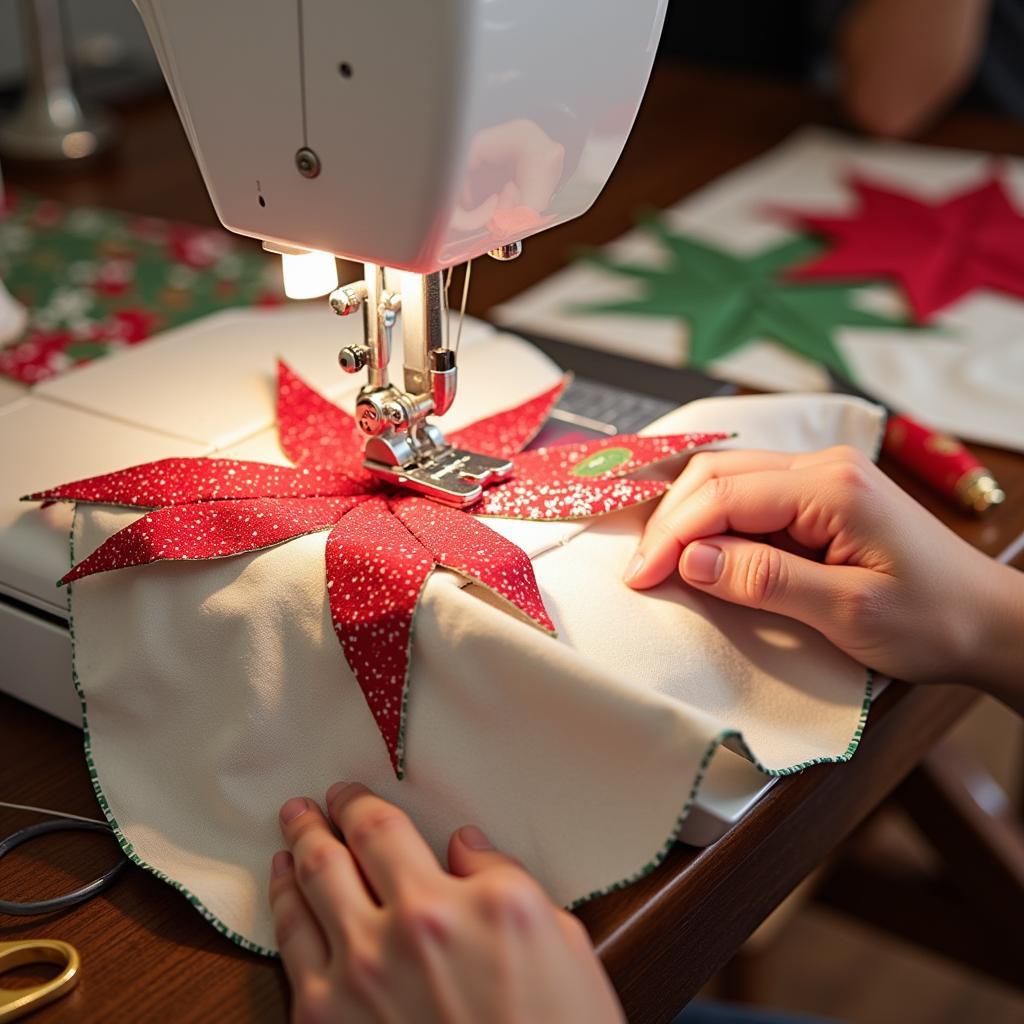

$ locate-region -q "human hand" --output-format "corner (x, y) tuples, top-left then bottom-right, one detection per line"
(270, 784), (624, 1024)
(625, 446), (1024, 706)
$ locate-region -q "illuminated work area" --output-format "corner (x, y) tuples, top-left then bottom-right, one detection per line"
(0, 2), (1022, 1022)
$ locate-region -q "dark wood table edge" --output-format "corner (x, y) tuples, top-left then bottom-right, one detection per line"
(582, 682), (979, 1022)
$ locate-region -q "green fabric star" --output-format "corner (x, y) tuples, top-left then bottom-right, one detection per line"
(572, 219), (916, 378)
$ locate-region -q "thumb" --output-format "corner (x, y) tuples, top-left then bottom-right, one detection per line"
(678, 535), (877, 634)
(447, 825), (521, 877)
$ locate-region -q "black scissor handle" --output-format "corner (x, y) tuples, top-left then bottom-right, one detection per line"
(0, 819), (129, 916)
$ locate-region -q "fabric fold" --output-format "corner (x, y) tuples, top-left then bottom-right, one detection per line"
(69, 382), (884, 954)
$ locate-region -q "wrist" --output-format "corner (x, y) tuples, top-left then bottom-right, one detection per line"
(972, 562), (1024, 715)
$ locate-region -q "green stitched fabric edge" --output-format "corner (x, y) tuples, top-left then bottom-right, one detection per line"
(565, 671), (875, 908)
(67, 508), (279, 958)
(66, 417), (879, 954)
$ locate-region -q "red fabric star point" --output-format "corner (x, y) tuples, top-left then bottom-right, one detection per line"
(25, 363), (728, 774)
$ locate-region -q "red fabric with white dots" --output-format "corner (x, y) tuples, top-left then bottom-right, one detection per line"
(476, 474), (669, 521)
(276, 359), (367, 473)
(510, 434), (707, 481)
(27, 457), (368, 508)
(393, 496), (554, 633)
(62, 496), (369, 584)
(476, 434), (720, 520)
(27, 361), (728, 773)
(325, 497), (435, 772)
(446, 377), (568, 458)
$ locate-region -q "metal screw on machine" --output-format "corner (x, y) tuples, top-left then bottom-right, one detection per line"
(384, 402), (407, 425)
(338, 345), (369, 373)
(295, 146), (321, 178)
(487, 241), (523, 261)
(356, 403), (382, 436)
(329, 283), (366, 316)
(333, 283), (371, 373)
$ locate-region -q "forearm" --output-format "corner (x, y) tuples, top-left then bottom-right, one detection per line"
(838, 0), (991, 137)
(973, 561), (1024, 716)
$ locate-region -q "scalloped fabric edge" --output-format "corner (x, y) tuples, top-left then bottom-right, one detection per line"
(67, 508), (875, 957)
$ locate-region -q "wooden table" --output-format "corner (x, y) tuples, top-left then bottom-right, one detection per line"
(2, 63), (1022, 1023)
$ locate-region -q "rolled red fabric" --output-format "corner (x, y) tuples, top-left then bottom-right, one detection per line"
(883, 413), (1004, 513)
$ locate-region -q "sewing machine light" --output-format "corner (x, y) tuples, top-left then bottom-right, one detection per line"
(280, 249), (339, 300)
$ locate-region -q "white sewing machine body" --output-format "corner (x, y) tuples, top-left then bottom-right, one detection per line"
(132, 0), (671, 507)
(133, 0), (669, 271)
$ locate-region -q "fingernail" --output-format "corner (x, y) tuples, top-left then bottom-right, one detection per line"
(280, 797), (309, 824)
(459, 825), (494, 851)
(623, 550), (644, 583)
(271, 850), (293, 877)
(325, 780), (355, 805)
(681, 542), (723, 584)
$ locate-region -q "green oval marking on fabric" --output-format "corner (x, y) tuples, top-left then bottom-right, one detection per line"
(571, 447), (633, 478)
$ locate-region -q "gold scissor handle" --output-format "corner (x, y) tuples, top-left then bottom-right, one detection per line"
(0, 940), (80, 1022)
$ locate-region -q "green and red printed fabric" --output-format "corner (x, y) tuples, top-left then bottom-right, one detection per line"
(0, 190), (286, 384)
(573, 169), (1024, 375)
(25, 361), (728, 775)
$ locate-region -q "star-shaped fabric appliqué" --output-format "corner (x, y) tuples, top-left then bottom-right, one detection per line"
(25, 362), (728, 775)
(777, 173), (1024, 323)
(572, 219), (913, 377)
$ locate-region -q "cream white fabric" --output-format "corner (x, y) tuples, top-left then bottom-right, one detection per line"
(71, 360), (884, 953)
(493, 126), (1024, 453)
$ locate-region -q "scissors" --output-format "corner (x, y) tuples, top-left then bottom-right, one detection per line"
(0, 940), (79, 1023)
(0, 819), (127, 917)
(0, 817), (129, 1020)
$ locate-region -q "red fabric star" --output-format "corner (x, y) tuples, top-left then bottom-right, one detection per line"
(779, 172), (1024, 322)
(25, 363), (727, 775)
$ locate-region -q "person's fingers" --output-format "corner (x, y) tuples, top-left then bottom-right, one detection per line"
(642, 446), (867, 546)
(643, 450), (798, 540)
(627, 466), (837, 589)
(325, 783), (444, 904)
(555, 905), (598, 956)
(761, 528), (824, 561)
(447, 824), (524, 878)
(677, 533), (882, 632)
(268, 849), (330, 983)
(279, 796), (376, 948)
(626, 453), (883, 590)
(448, 826), (584, 953)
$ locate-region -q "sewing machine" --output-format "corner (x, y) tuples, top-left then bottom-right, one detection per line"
(0, 0), (776, 849)
(133, 0), (671, 506)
